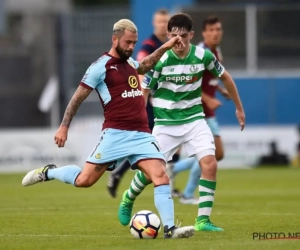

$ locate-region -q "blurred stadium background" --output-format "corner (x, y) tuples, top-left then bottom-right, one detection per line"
(0, 0), (299, 171)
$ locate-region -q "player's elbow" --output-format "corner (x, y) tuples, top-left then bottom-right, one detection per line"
(220, 70), (231, 82)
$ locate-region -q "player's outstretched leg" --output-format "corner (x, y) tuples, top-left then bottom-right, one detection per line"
(179, 159), (201, 205)
(22, 164), (81, 186)
(118, 171), (151, 226)
(194, 155), (223, 232)
(138, 159), (195, 239)
(107, 160), (131, 198)
(22, 162), (109, 187)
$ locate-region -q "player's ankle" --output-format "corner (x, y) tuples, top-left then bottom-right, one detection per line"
(197, 215), (209, 222)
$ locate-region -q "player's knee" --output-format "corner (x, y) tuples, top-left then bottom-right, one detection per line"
(200, 156), (217, 177)
(139, 159), (169, 186)
(151, 170), (169, 186)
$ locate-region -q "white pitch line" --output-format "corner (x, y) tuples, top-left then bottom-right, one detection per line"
(0, 234), (127, 238)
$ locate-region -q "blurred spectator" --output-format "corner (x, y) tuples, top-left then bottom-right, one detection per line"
(258, 141), (289, 166)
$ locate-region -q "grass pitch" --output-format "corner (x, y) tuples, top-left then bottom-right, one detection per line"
(0, 167), (299, 250)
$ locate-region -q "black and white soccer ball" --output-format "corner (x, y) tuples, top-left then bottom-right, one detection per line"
(129, 210), (161, 239)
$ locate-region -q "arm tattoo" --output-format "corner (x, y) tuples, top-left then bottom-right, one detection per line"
(94, 164), (105, 172)
(137, 46), (167, 75)
(61, 86), (92, 127)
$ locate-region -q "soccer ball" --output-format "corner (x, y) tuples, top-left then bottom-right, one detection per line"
(129, 210), (161, 239)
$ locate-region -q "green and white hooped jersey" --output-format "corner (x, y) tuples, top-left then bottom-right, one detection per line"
(142, 44), (225, 126)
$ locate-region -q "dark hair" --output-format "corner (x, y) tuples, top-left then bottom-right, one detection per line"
(168, 13), (193, 32)
(202, 16), (221, 31)
(155, 8), (169, 15)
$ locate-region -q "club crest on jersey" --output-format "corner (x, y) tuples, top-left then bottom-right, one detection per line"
(189, 64), (198, 73)
(128, 75), (138, 88)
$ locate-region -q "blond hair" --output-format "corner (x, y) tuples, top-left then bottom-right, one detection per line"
(113, 19), (138, 34)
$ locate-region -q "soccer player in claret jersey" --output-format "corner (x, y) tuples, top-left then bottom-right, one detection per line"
(21, 19), (195, 239)
(106, 9), (183, 198)
(106, 9), (178, 197)
(118, 14), (245, 232)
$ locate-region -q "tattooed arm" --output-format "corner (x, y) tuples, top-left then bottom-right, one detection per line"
(54, 85), (92, 147)
(61, 85), (92, 127)
(137, 46), (169, 75)
(137, 35), (183, 75)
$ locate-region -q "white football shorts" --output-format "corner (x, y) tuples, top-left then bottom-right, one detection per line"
(152, 119), (215, 162)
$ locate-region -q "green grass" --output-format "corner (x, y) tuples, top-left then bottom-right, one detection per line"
(0, 168), (299, 250)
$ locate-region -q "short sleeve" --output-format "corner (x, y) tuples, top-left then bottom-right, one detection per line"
(81, 58), (107, 89)
(128, 57), (140, 69)
(141, 60), (163, 90)
(203, 49), (225, 78)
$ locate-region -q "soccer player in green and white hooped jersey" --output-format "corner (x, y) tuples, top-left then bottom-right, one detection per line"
(118, 13), (245, 232)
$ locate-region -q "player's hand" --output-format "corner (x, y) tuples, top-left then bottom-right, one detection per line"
(54, 126), (68, 148)
(164, 35), (184, 50)
(236, 109), (245, 131)
(206, 98), (222, 110)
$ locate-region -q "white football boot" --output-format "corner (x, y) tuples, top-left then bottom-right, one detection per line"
(22, 164), (56, 186)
